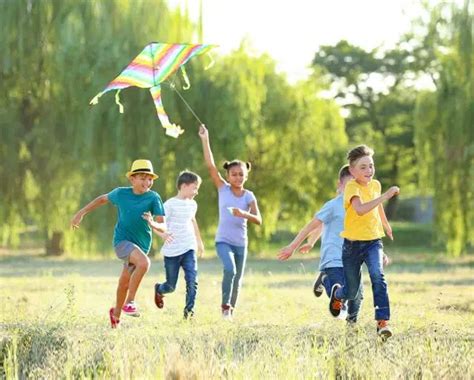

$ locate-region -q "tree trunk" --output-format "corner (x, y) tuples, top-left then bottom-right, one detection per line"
(46, 231), (64, 256)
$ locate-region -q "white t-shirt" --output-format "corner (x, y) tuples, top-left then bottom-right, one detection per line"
(161, 197), (198, 257)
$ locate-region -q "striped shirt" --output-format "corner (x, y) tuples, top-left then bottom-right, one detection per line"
(161, 197), (198, 257)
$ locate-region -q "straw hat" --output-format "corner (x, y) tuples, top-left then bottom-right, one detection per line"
(126, 159), (159, 179)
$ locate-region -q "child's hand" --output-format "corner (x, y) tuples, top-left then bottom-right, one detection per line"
(197, 241), (205, 258)
(231, 208), (246, 218)
(385, 186), (400, 200)
(142, 212), (153, 223)
(383, 253), (391, 266)
(385, 224), (393, 240)
(278, 246), (294, 261)
(198, 124), (208, 140)
(298, 243), (314, 254)
(158, 231), (173, 244)
(70, 213), (83, 230)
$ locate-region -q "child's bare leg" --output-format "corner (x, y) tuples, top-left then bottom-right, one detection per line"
(127, 248), (151, 302)
(114, 267), (131, 319)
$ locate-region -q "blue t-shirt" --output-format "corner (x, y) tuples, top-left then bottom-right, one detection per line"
(107, 187), (165, 254)
(215, 183), (257, 247)
(315, 194), (344, 270)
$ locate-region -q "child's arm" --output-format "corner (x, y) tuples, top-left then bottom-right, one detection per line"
(378, 204), (393, 240)
(70, 194), (109, 229)
(278, 218), (323, 260)
(198, 124), (226, 189)
(142, 213), (167, 233)
(298, 225), (323, 254)
(350, 186), (399, 216)
(192, 217), (205, 258)
(232, 200), (262, 225)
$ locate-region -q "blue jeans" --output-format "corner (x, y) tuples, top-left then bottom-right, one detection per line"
(322, 267), (363, 322)
(157, 250), (198, 313)
(216, 242), (247, 308)
(335, 239), (390, 320)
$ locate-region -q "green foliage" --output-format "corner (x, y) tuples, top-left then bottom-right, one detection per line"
(414, 0), (474, 255)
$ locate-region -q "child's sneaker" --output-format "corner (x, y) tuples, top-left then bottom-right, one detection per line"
(221, 305), (233, 321)
(154, 283), (165, 309)
(122, 301), (140, 317)
(377, 320), (392, 340)
(184, 309), (194, 320)
(337, 301), (348, 320)
(313, 272), (326, 297)
(329, 284), (344, 317)
(109, 307), (120, 329)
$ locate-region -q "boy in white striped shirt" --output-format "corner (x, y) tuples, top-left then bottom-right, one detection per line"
(149, 171), (204, 319)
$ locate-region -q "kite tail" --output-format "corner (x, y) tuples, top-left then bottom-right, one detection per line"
(115, 90), (124, 113)
(204, 52), (215, 70)
(180, 66), (191, 90)
(89, 92), (103, 105)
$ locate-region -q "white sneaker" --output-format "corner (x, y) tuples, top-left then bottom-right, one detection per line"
(222, 308), (233, 321)
(336, 301), (348, 320)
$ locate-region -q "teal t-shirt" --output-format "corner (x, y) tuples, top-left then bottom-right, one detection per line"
(107, 187), (165, 254)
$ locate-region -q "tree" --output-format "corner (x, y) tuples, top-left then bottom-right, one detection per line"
(414, 0), (474, 255)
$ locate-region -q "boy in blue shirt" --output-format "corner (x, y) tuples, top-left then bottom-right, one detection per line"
(71, 159), (166, 328)
(278, 165), (363, 322)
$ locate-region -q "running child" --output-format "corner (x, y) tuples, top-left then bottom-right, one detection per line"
(71, 159), (166, 328)
(329, 145), (399, 339)
(150, 170), (205, 320)
(278, 165), (363, 322)
(198, 125), (262, 320)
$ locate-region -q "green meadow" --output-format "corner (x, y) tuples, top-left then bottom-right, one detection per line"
(1, 248), (472, 379)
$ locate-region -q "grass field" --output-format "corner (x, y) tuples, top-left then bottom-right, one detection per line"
(1, 248), (473, 379)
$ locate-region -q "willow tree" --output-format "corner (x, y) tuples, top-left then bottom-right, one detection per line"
(415, 0), (474, 255)
(0, 0), (196, 254)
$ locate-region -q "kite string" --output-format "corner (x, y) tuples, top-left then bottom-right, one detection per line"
(167, 81), (204, 126)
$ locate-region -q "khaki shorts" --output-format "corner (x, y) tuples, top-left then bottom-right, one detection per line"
(114, 241), (142, 273)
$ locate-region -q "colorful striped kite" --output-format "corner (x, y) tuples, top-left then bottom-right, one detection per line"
(90, 42), (216, 138)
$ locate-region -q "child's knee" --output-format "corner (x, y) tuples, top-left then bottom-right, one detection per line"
(224, 267), (236, 277)
(136, 256), (151, 271)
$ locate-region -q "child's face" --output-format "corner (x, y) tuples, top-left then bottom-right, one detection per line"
(180, 182), (200, 199)
(226, 164), (248, 188)
(349, 156), (374, 185)
(130, 173), (154, 193)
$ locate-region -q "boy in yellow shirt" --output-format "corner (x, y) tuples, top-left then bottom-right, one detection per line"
(329, 145), (399, 339)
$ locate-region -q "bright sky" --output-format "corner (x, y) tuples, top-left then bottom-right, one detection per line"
(170, 0), (417, 82)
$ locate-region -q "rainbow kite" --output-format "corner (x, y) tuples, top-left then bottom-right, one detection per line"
(90, 42), (216, 138)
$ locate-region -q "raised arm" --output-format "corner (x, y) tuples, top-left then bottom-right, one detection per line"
(198, 124), (226, 189)
(278, 218), (323, 260)
(350, 186), (400, 216)
(70, 194), (109, 229)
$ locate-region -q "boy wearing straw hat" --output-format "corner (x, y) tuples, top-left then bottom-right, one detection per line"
(71, 159), (167, 328)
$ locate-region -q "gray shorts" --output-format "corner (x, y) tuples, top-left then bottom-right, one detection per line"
(114, 241), (142, 273)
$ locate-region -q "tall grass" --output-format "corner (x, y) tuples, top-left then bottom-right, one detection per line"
(1, 252), (473, 378)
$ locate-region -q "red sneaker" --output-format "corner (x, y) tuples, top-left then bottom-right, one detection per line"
(329, 284), (344, 317)
(109, 307), (120, 329)
(377, 320), (392, 340)
(154, 283), (164, 309)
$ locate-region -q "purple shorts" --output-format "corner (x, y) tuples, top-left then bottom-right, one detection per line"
(114, 241), (142, 273)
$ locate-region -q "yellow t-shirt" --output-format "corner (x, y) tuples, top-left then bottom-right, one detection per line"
(341, 179), (385, 241)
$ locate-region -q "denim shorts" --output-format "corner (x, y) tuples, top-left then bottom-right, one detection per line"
(114, 241), (141, 273)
